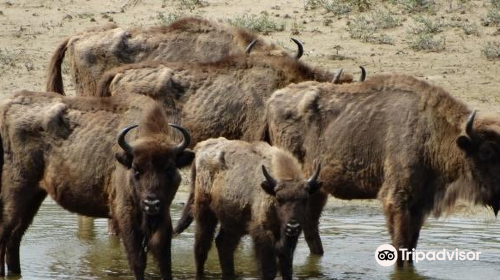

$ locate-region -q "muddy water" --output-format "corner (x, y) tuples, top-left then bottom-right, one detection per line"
(11, 189), (500, 280)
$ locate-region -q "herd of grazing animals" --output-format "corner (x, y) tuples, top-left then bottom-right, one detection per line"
(0, 16), (498, 280)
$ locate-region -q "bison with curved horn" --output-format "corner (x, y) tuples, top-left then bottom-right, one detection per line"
(95, 40), (354, 145)
(265, 74), (500, 265)
(174, 138), (322, 280)
(0, 91), (194, 279)
(46, 17), (305, 96)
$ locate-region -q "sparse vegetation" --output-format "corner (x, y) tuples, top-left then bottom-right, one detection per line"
(372, 10), (401, 29)
(483, 8), (500, 26)
(411, 16), (444, 34)
(164, 0), (207, 11)
(305, 0), (353, 15)
(157, 12), (184, 26)
(394, 0), (436, 13)
(461, 22), (480, 36)
(407, 16), (446, 51)
(291, 18), (304, 35)
(228, 13), (285, 34)
(347, 16), (395, 44)
(0, 49), (15, 66)
(483, 40), (500, 59)
(407, 33), (446, 52)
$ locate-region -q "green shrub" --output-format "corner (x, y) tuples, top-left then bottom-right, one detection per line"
(483, 40), (500, 60)
(228, 13), (285, 34)
(408, 33), (445, 52)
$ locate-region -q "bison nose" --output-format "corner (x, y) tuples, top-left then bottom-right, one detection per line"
(143, 198), (161, 215)
(285, 219), (301, 237)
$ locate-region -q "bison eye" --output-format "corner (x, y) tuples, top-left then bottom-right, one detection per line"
(478, 144), (496, 162)
(132, 168), (141, 180)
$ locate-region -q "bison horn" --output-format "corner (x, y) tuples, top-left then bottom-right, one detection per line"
(332, 68), (343, 84)
(169, 123), (191, 152)
(245, 39), (258, 54)
(261, 165), (277, 188)
(307, 162), (321, 185)
(291, 38), (303, 59)
(465, 110), (477, 139)
(118, 124), (138, 155)
(360, 66), (366, 82)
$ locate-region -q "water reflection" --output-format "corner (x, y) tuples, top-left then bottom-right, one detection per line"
(12, 194), (500, 279)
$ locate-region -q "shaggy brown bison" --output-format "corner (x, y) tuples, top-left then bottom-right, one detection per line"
(265, 74), (500, 265)
(0, 91), (194, 279)
(46, 17), (303, 96)
(174, 138), (321, 280)
(95, 44), (354, 145)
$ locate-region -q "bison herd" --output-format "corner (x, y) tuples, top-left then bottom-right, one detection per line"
(0, 16), (498, 280)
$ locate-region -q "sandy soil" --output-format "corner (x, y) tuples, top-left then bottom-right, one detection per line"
(0, 0), (498, 112)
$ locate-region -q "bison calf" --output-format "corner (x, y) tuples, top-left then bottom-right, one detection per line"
(174, 138), (321, 280)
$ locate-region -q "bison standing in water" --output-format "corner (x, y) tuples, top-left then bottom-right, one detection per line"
(174, 138), (321, 280)
(0, 92), (194, 279)
(46, 17), (302, 96)
(265, 74), (500, 265)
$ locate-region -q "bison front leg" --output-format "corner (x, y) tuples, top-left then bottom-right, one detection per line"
(149, 218), (173, 280)
(252, 229), (277, 280)
(303, 190), (328, 255)
(120, 221), (147, 280)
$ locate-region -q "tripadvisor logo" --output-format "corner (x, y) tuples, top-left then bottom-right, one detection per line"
(375, 244), (481, 266)
(375, 244), (398, 266)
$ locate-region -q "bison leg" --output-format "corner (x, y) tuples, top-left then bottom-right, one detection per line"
(0, 179), (46, 276)
(6, 190), (47, 274)
(215, 227), (243, 277)
(303, 190), (328, 255)
(119, 219), (147, 280)
(384, 203), (425, 267)
(252, 229), (277, 280)
(107, 218), (119, 235)
(194, 206), (217, 275)
(149, 218), (173, 280)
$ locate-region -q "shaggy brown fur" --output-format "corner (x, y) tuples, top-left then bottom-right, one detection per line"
(0, 91), (194, 279)
(45, 17), (298, 96)
(94, 52), (353, 146)
(264, 74), (500, 265)
(173, 138), (321, 280)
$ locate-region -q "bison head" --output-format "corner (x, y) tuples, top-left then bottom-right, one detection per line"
(456, 111), (500, 215)
(260, 163), (322, 239)
(115, 124), (194, 216)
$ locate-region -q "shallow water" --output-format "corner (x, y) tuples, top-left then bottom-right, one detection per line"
(10, 191), (500, 280)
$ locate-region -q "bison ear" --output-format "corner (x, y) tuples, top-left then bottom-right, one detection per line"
(115, 152), (133, 169)
(176, 150), (195, 168)
(261, 180), (276, 196)
(456, 135), (475, 154)
(306, 181), (323, 195)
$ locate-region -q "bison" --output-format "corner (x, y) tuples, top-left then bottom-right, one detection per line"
(95, 42), (355, 145)
(0, 91), (194, 279)
(174, 138), (322, 279)
(264, 74), (500, 265)
(46, 16), (303, 96)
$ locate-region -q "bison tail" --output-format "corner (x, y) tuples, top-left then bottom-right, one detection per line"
(46, 37), (70, 95)
(173, 163), (196, 236)
(0, 131), (4, 198)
